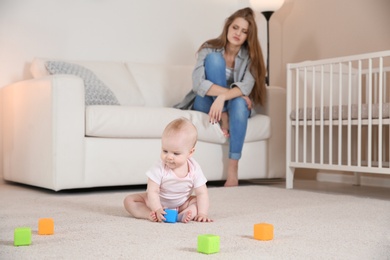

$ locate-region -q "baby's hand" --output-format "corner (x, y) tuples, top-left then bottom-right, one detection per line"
(194, 214), (213, 222)
(155, 208), (166, 222)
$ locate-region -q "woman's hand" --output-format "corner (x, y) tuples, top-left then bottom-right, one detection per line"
(242, 96), (252, 110)
(193, 213), (213, 222)
(209, 95), (226, 124)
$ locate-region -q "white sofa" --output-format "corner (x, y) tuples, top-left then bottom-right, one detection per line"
(2, 58), (286, 191)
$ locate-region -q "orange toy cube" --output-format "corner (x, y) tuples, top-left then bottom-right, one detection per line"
(38, 218), (54, 235)
(254, 223), (273, 241)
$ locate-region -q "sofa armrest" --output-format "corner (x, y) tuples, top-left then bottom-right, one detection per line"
(2, 75), (86, 190)
(255, 86), (286, 179)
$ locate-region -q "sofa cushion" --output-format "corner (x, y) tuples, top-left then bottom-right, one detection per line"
(86, 106), (189, 139)
(45, 61), (120, 106)
(126, 62), (193, 107)
(85, 106), (228, 143)
(31, 58), (145, 106)
(85, 106), (270, 144)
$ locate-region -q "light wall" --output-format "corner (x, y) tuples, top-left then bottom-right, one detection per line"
(272, 0), (390, 87)
(0, 0), (257, 87)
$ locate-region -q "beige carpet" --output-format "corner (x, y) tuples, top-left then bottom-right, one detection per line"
(1, 181), (389, 259)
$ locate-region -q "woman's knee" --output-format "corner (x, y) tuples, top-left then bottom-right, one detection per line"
(193, 95), (213, 113)
(231, 97), (247, 107)
(228, 98), (250, 117)
(204, 52), (227, 87)
(205, 52), (225, 68)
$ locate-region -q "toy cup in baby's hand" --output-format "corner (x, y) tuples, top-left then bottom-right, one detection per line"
(164, 209), (178, 223)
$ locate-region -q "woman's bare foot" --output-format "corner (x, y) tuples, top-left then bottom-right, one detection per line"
(224, 178), (238, 187)
(220, 112), (229, 137)
(149, 211), (158, 222)
(178, 210), (192, 223)
(224, 159), (239, 187)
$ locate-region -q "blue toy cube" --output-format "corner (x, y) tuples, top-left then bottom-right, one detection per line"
(197, 234), (220, 254)
(164, 209), (178, 223)
(14, 227), (32, 246)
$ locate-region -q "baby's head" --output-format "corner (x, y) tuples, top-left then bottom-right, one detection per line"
(161, 118), (198, 169)
(162, 118), (197, 150)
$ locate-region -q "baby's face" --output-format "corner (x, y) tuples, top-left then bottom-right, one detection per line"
(160, 132), (193, 170)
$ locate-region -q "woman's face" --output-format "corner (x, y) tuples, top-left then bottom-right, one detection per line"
(227, 17), (249, 47)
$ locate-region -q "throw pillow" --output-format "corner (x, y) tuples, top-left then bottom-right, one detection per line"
(45, 61), (120, 106)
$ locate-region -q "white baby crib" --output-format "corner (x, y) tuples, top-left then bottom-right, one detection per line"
(286, 50), (390, 189)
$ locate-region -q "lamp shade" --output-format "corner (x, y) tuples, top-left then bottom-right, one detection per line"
(249, 0), (285, 12)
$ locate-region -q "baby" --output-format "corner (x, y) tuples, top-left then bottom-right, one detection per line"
(123, 118), (212, 223)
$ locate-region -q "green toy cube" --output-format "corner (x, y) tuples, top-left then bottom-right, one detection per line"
(197, 234), (220, 254)
(14, 227), (32, 246)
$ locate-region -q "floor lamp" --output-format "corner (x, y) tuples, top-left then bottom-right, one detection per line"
(249, 0), (285, 86)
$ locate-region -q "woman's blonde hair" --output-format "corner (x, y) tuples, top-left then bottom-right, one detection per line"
(199, 7), (266, 106)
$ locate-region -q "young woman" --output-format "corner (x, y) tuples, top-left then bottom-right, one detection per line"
(176, 7), (266, 187)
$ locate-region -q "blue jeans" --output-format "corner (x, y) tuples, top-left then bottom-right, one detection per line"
(193, 52), (250, 160)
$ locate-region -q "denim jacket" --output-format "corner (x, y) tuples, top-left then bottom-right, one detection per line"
(174, 46), (255, 110)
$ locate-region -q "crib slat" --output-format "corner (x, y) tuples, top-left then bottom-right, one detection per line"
(373, 72), (378, 164)
(295, 68), (299, 163)
(358, 60), (362, 167)
(320, 66), (324, 165)
(329, 64), (333, 165)
(368, 58), (372, 167)
(303, 67), (307, 163)
(384, 69), (388, 164)
(347, 61), (352, 166)
(312, 66), (316, 164)
(378, 57), (383, 168)
(338, 63), (343, 166)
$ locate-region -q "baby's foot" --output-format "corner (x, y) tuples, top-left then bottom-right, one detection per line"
(149, 211), (158, 222)
(178, 210), (192, 223)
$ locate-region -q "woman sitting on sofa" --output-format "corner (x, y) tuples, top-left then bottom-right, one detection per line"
(175, 7), (266, 187)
